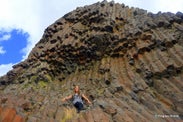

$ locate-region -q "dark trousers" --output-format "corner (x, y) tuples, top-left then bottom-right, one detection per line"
(74, 102), (83, 112)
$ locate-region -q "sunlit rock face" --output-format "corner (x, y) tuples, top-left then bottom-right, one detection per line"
(0, 1), (183, 122)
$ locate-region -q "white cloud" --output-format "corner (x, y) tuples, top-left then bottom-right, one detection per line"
(0, 32), (11, 55)
(0, 46), (6, 54)
(0, 34), (11, 42)
(0, 34), (11, 55)
(114, 0), (183, 13)
(0, 0), (182, 76)
(0, 63), (13, 76)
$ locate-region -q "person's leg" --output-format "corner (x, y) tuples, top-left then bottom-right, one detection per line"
(74, 102), (79, 109)
(74, 102), (84, 113)
(78, 102), (84, 111)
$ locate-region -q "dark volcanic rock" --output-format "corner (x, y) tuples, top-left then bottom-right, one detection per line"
(0, 1), (183, 122)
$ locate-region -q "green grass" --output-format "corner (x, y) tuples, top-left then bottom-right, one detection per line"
(38, 80), (47, 88)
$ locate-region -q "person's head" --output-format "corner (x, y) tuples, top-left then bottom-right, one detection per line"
(74, 85), (80, 94)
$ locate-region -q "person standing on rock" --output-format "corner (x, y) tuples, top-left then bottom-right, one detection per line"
(62, 85), (92, 113)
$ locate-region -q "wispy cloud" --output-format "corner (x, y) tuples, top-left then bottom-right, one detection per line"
(0, 34), (11, 42)
(0, 63), (13, 76)
(0, 46), (6, 54)
(115, 0), (183, 13)
(0, 34), (11, 55)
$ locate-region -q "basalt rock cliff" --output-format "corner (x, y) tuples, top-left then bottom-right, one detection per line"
(0, 1), (183, 122)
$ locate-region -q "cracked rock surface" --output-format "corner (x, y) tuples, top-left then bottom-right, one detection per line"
(0, 1), (183, 122)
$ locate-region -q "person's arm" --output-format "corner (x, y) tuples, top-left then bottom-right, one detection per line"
(62, 95), (72, 102)
(82, 94), (92, 104)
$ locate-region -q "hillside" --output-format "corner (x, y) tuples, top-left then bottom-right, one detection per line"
(0, 1), (183, 122)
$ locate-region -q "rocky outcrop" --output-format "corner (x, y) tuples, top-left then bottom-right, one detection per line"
(0, 106), (24, 122)
(0, 1), (183, 122)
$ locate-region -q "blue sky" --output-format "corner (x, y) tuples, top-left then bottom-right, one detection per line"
(0, 29), (28, 64)
(0, 0), (183, 76)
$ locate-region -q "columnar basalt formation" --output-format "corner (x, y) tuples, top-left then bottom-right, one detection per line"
(0, 1), (183, 122)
